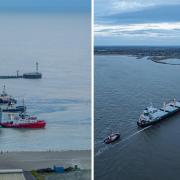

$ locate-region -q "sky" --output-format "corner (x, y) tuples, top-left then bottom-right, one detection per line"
(95, 0), (180, 46)
(0, 0), (90, 13)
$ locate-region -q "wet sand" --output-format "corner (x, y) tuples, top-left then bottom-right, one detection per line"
(0, 150), (91, 171)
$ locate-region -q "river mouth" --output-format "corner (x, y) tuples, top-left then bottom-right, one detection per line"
(95, 55), (180, 180)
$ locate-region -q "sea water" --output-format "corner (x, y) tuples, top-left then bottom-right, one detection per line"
(0, 12), (91, 151)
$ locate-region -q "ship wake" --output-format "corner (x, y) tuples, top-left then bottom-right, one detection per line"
(95, 125), (152, 157)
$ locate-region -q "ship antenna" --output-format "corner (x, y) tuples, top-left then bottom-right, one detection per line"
(22, 98), (26, 114)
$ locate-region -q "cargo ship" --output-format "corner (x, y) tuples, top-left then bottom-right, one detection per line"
(137, 99), (180, 127)
(0, 112), (46, 128)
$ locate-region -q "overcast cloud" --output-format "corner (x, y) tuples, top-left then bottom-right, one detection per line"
(95, 0), (180, 45)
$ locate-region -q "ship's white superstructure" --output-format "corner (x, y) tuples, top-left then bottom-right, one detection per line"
(137, 99), (180, 127)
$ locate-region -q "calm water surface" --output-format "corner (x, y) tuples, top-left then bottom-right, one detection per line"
(95, 55), (180, 180)
(0, 13), (91, 151)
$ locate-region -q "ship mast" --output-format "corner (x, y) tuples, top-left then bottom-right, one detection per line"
(174, 98), (176, 107)
(2, 85), (6, 95)
(163, 101), (166, 111)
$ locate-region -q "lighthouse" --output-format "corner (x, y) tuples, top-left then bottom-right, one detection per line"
(36, 62), (39, 73)
(23, 62), (42, 79)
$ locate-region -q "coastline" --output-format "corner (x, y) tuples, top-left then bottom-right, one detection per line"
(0, 150), (91, 170)
(94, 46), (180, 61)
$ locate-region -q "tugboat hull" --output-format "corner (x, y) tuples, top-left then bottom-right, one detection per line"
(0, 120), (46, 128)
(104, 133), (120, 144)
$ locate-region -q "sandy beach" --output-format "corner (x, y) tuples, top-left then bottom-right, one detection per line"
(0, 150), (91, 171)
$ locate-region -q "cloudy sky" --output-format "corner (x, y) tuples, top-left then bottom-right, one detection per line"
(0, 0), (90, 13)
(95, 0), (180, 45)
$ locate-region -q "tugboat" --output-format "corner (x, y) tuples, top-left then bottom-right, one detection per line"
(137, 99), (180, 127)
(104, 133), (120, 144)
(0, 85), (17, 105)
(0, 111), (46, 128)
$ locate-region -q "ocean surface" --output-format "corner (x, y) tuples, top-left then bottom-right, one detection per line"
(95, 55), (180, 180)
(0, 13), (91, 151)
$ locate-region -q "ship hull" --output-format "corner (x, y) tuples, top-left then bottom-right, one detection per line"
(137, 107), (180, 128)
(0, 121), (46, 128)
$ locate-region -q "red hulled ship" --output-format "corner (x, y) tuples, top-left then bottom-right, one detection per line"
(0, 113), (46, 128)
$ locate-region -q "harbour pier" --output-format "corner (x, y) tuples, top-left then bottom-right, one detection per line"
(0, 62), (42, 79)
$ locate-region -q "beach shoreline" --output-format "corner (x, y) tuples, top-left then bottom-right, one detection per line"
(0, 150), (91, 171)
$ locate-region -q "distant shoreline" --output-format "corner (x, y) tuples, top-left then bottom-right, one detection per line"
(94, 46), (180, 62)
